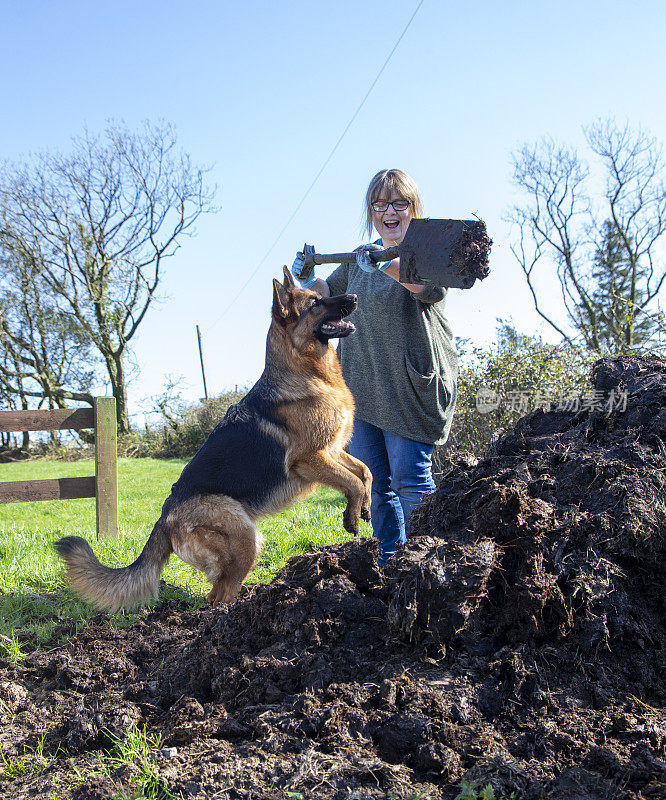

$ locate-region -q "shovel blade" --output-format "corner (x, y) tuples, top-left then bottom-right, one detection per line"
(398, 218), (492, 289)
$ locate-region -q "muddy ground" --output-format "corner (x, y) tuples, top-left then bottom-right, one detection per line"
(0, 355), (665, 799)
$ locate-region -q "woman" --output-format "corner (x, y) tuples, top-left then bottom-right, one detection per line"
(292, 169), (457, 563)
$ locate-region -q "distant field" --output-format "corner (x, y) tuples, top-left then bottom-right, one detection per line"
(0, 457), (368, 646)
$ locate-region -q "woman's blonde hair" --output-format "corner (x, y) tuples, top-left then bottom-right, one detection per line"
(364, 169), (424, 238)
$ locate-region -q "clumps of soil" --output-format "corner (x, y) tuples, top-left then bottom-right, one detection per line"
(399, 218), (491, 288)
(1, 355), (665, 799)
(450, 220), (492, 283)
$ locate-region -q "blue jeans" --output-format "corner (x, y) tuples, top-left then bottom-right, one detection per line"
(348, 419), (436, 564)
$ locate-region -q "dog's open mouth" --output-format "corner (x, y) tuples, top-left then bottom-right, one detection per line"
(315, 293), (357, 341)
(318, 318), (356, 339)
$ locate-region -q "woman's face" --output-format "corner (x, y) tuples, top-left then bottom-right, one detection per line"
(371, 194), (413, 245)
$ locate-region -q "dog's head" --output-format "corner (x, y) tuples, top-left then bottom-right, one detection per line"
(272, 266), (357, 350)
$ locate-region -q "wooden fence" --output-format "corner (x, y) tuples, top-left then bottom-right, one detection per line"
(0, 397), (118, 539)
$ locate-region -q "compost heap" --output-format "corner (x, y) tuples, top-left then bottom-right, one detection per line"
(1, 355), (665, 800)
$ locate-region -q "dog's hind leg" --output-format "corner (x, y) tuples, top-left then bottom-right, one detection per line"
(168, 496), (263, 606)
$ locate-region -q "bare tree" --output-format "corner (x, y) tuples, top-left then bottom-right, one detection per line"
(0, 121), (216, 431)
(0, 224), (95, 402)
(509, 119), (666, 353)
(0, 334), (30, 451)
(0, 229), (98, 450)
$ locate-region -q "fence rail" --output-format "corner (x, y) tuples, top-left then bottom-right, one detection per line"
(0, 397), (118, 539)
(0, 408), (95, 433)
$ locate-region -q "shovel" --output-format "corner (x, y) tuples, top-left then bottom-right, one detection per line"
(302, 218), (492, 289)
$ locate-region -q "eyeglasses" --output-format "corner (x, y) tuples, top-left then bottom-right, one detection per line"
(371, 199), (410, 212)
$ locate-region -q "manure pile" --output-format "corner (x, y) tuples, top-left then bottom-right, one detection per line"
(0, 355), (664, 799)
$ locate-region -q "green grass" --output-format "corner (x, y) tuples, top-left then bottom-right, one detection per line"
(57, 723), (174, 799)
(0, 730), (53, 781)
(0, 457), (369, 646)
(101, 724), (174, 799)
(455, 782), (517, 800)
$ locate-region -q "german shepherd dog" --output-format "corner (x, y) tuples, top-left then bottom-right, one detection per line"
(55, 267), (372, 612)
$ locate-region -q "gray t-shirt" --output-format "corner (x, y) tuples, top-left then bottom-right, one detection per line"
(326, 258), (458, 446)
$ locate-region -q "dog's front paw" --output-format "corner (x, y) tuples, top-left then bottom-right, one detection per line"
(361, 505), (371, 522)
(343, 507), (359, 535)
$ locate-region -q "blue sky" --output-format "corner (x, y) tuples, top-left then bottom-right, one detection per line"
(3, 1), (666, 419)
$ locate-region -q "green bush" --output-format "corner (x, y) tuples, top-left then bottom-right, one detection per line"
(119, 389), (247, 458)
(437, 327), (595, 468)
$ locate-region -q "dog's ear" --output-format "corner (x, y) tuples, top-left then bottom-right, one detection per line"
(282, 265), (296, 288)
(272, 278), (290, 321)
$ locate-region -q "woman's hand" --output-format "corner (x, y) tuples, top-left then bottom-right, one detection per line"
(292, 244), (318, 288)
(356, 243), (386, 272)
(357, 244), (426, 294)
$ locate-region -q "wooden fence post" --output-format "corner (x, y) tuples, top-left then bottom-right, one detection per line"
(94, 397), (118, 539)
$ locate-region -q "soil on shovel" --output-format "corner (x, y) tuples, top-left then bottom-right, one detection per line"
(450, 220), (492, 283)
(1, 354), (665, 799)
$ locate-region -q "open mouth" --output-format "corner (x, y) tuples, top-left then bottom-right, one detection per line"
(383, 220), (400, 231)
(316, 293), (358, 341)
(318, 318), (356, 339)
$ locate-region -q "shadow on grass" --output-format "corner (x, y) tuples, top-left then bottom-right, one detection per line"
(0, 581), (206, 659)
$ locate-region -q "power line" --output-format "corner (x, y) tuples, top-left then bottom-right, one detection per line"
(207, 0), (425, 332)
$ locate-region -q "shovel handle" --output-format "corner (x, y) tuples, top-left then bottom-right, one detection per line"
(309, 246), (399, 267)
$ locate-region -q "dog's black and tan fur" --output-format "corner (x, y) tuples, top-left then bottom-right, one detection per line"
(55, 268), (372, 611)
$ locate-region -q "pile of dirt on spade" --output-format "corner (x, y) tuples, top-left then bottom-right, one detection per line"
(1, 355), (665, 800)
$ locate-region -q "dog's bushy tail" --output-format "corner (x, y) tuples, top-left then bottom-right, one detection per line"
(54, 520), (172, 613)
